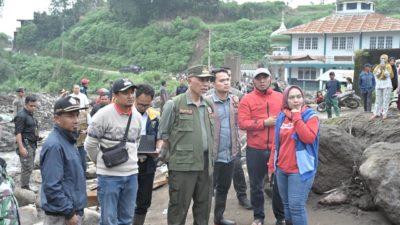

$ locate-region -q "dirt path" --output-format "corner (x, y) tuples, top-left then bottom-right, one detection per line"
(145, 177), (390, 225)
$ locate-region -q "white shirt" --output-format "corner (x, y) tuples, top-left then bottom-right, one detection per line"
(70, 93), (90, 108)
(140, 111), (148, 135)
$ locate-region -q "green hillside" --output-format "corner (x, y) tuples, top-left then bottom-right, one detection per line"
(1, 0), (343, 92)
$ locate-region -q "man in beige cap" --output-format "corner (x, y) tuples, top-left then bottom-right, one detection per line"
(158, 65), (215, 225)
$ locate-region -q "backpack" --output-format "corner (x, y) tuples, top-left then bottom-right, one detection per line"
(0, 158), (20, 225)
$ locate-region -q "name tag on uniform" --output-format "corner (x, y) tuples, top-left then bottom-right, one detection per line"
(179, 108), (193, 114)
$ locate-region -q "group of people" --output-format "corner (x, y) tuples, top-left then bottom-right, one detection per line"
(9, 64), (321, 225)
(318, 54), (400, 120)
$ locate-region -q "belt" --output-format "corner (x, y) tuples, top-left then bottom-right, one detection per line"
(45, 209), (84, 217)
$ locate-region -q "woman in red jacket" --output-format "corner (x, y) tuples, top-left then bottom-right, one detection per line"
(268, 85), (320, 225)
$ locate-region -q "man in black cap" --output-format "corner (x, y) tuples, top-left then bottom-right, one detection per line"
(14, 95), (39, 191)
(12, 87), (25, 118)
(85, 78), (142, 225)
(158, 65), (214, 225)
(40, 96), (87, 225)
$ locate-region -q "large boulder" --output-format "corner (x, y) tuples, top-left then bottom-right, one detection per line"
(14, 187), (39, 207)
(314, 124), (363, 193)
(359, 142), (400, 225)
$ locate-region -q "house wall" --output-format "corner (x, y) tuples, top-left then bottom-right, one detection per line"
(291, 34), (325, 56)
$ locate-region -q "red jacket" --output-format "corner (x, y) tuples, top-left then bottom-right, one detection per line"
(238, 88), (282, 150)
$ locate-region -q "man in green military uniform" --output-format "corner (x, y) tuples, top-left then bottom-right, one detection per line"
(0, 157), (20, 225)
(158, 65), (214, 225)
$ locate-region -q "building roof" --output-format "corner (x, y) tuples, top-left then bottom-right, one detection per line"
(283, 13), (400, 34)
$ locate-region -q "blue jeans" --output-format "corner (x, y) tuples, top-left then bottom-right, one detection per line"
(97, 174), (138, 225)
(246, 147), (270, 221)
(275, 168), (314, 225)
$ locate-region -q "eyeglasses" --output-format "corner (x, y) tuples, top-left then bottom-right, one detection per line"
(136, 103), (151, 109)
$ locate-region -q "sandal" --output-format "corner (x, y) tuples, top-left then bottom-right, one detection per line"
(251, 219), (263, 225)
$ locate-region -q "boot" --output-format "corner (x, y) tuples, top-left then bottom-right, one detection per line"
(133, 214), (146, 225)
(215, 218), (236, 225)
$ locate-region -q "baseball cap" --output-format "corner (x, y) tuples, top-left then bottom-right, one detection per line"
(364, 63), (372, 67)
(187, 65), (213, 78)
(112, 78), (136, 93)
(15, 87), (24, 93)
(54, 96), (84, 114)
(252, 68), (271, 78)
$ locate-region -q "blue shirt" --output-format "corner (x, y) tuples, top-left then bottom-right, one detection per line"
(213, 94), (232, 163)
(358, 71), (376, 92)
(325, 79), (341, 98)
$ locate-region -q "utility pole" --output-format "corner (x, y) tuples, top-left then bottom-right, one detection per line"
(208, 29), (211, 68)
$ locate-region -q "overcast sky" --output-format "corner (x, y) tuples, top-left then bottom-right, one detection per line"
(0, 0), (336, 37)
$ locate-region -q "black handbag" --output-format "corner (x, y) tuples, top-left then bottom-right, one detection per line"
(101, 114), (132, 168)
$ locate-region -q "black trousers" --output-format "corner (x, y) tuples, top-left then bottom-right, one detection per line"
(232, 153), (248, 200)
(135, 159), (156, 215)
(214, 161), (234, 222)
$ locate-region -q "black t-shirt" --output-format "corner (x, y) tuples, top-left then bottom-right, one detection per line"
(90, 104), (106, 117)
(14, 108), (38, 143)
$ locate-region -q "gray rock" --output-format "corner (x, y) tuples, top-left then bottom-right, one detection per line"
(19, 204), (40, 225)
(359, 142), (400, 225)
(352, 193), (376, 211)
(86, 164), (97, 179)
(83, 208), (100, 225)
(14, 187), (38, 207)
(318, 189), (349, 206)
(314, 124), (363, 193)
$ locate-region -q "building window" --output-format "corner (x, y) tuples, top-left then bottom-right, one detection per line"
(339, 37), (346, 49)
(361, 3), (371, 10)
(386, 36), (393, 49)
(347, 3), (357, 10)
(377, 36), (385, 49)
(369, 36), (392, 49)
(298, 67), (317, 80)
(332, 37), (338, 49)
(298, 37), (304, 50)
(305, 37), (311, 49)
(337, 3), (343, 11)
(347, 37), (353, 50)
(370, 37), (376, 49)
(299, 37), (318, 50)
(332, 36), (353, 50)
(312, 37), (318, 49)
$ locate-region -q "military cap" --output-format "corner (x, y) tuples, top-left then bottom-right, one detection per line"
(187, 65), (213, 78)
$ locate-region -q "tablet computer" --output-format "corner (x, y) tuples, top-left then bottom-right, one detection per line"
(137, 135), (156, 153)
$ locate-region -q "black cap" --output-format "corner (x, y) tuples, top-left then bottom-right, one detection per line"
(15, 87), (24, 92)
(54, 96), (84, 114)
(112, 78), (136, 93)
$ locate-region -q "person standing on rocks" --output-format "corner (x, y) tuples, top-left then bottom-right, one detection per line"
(14, 95), (39, 191)
(371, 54), (393, 120)
(133, 84), (163, 225)
(85, 78), (142, 225)
(176, 78), (188, 96)
(70, 84), (90, 109)
(40, 96), (87, 225)
(206, 68), (241, 225)
(160, 80), (169, 114)
(325, 72), (341, 118)
(12, 87), (25, 118)
(158, 65), (214, 225)
(268, 85), (320, 225)
(238, 68), (285, 225)
(358, 63), (375, 113)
